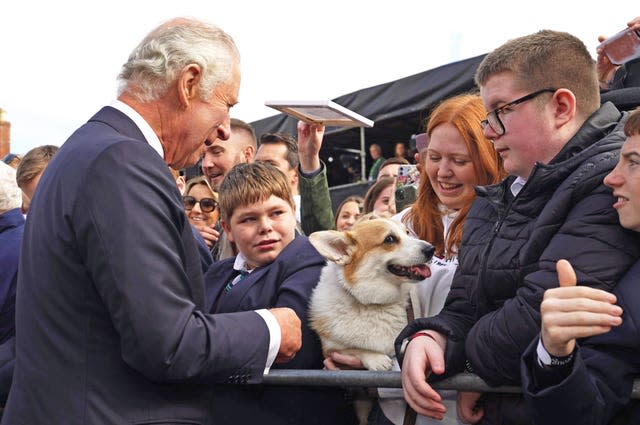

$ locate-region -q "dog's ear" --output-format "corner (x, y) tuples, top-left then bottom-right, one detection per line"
(309, 231), (356, 265)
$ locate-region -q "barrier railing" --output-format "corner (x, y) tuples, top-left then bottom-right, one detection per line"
(262, 370), (640, 398)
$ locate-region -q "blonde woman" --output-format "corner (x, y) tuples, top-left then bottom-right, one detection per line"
(183, 176), (220, 250)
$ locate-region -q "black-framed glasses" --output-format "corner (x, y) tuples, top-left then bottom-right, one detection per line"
(183, 196), (218, 213)
(480, 88), (556, 136)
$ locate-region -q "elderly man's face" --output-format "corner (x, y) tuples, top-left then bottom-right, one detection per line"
(166, 64), (240, 170)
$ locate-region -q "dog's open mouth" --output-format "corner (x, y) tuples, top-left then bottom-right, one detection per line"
(388, 263), (431, 280)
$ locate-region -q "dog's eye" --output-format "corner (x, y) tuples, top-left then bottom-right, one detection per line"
(383, 234), (398, 244)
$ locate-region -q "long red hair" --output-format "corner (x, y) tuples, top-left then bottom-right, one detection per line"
(403, 93), (505, 258)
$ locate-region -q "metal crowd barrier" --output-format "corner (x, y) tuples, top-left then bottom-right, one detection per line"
(262, 370), (640, 399)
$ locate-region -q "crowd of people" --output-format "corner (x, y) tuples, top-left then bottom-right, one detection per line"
(1, 13), (640, 425)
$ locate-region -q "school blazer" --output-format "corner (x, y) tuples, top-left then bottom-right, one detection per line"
(204, 236), (357, 425)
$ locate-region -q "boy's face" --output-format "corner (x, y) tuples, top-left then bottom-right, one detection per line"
(480, 72), (557, 179)
(604, 134), (640, 232)
(222, 195), (297, 269)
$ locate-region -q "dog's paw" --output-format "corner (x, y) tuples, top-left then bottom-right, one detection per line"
(360, 353), (393, 371)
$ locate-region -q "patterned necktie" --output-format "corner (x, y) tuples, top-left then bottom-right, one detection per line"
(224, 269), (249, 293)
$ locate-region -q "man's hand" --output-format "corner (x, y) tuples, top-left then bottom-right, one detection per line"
(268, 307), (302, 364)
(193, 224), (220, 248)
(401, 331), (447, 420)
(540, 259), (622, 357)
(457, 391), (484, 424)
(297, 121), (324, 173)
(323, 352), (365, 370)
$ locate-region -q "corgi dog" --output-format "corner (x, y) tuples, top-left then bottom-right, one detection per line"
(308, 218), (434, 372)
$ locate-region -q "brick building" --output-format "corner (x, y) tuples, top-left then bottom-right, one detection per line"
(0, 108), (10, 159)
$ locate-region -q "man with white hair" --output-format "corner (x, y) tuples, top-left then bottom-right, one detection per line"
(2, 17), (301, 424)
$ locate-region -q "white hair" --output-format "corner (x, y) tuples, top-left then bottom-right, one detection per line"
(0, 162), (22, 213)
(117, 17), (240, 103)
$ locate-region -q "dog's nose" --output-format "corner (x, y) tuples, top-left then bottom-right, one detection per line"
(422, 242), (435, 260)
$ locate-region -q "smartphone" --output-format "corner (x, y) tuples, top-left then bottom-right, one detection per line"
(599, 27), (640, 65)
(414, 133), (429, 152)
(395, 165), (419, 212)
(395, 184), (417, 212)
(397, 164), (419, 187)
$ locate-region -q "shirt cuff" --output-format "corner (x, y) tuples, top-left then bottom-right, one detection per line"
(536, 337), (551, 367)
(256, 309), (281, 374)
(298, 162), (324, 179)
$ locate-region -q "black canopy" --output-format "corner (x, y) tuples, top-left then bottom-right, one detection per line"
(250, 54), (486, 186)
(249, 54), (640, 187)
(251, 54), (486, 148)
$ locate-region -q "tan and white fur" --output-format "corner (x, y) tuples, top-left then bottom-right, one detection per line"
(308, 218), (434, 371)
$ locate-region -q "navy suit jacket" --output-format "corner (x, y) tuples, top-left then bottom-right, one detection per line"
(0, 208), (24, 404)
(2, 107), (270, 425)
(205, 235), (356, 425)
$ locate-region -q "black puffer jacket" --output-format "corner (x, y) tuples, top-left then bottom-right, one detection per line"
(396, 102), (640, 424)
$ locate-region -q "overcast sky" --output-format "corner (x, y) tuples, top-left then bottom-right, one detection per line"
(1, 1), (635, 154)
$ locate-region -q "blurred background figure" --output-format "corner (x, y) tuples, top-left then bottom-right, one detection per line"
(200, 118), (256, 261)
(377, 157), (410, 181)
(255, 132), (301, 222)
(174, 170), (213, 274)
(202, 118), (256, 192)
(15, 145), (58, 214)
(339, 151), (362, 184)
(334, 195), (364, 231)
(169, 167), (186, 195)
(0, 162), (24, 406)
(1, 154), (21, 170)
(363, 176), (396, 216)
(368, 143), (386, 181)
(183, 175), (220, 247)
(394, 142), (408, 161)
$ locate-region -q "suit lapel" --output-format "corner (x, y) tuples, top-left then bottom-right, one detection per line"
(205, 265), (235, 312)
(89, 106), (211, 310)
(214, 267), (270, 313)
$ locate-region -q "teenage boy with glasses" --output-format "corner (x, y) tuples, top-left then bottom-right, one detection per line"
(480, 88), (556, 136)
(397, 30), (640, 425)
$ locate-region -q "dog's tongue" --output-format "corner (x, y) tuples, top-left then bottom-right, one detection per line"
(411, 264), (431, 279)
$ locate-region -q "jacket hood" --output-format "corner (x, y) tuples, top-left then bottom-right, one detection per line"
(477, 102), (625, 204)
(0, 208), (25, 233)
